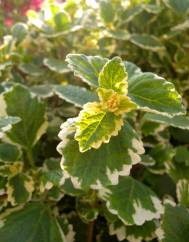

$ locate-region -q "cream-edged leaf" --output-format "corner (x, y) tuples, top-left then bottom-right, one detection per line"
(98, 57), (128, 94)
(54, 84), (98, 108)
(99, 177), (163, 225)
(75, 102), (123, 152)
(128, 72), (185, 115)
(7, 173), (34, 206)
(58, 122), (144, 189)
(66, 54), (107, 87)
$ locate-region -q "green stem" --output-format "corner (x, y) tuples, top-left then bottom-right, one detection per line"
(26, 148), (35, 168)
(87, 221), (95, 242)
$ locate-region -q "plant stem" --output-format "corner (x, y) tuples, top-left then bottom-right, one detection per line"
(26, 148), (35, 168)
(87, 221), (95, 242)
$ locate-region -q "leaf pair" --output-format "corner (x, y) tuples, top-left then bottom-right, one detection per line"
(74, 57), (137, 152)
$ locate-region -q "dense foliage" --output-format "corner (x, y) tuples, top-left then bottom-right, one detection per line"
(0, 0), (189, 241)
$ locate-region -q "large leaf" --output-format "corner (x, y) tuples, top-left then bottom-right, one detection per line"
(160, 204), (189, 242)
(0, 202), (66, 242)
(66, 54), (107, 87)
(128, 72), (185, 115)
(1, 85), (47, 148)
(58, 122), (144, 189)
(98, 57), (128, 94)
(143, 113), (189, 129)
(99, 177), (163, 225)
(129, 34), (165, 51)
(54, 84), (98, 108)
(75, 102), (123, 152)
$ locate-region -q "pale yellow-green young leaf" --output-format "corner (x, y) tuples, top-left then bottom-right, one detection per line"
(75, 102), (123, 152)
(98, 88), (137, 115)
(98, 57), (128, 95)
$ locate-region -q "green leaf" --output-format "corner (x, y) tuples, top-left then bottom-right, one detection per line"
(99, 0), (115, 24)
(43, 58), (70, 74)
(19, 64), (44, 77)
(109, 219), (157, 242)
(75, 102), (123, 152)
(160, 204), (189, 242)
(174, 146), (189, 165)
(121, 5), (143, 23)
(130, 34), (165, 51)
(104, 29), (130, 40)
(99, 177), (163, 225)
(124, 61), (142, 79)
(98, 57), (128, 94)
(54, 11), (71, 31)
(7, 173), (34, 205)
(31, 85), (54, 98)
(128, 72), (185, 115)
(0, 143), (20, 162)
(142, 4), (162, 14)
(66, 54), (107, 87)
(176, 180), (189, 207)
(54, 84), (98, 108)
(0, 202), (66, 242)
(0, 116), (21, 133)
(143, 113), (189, 129)
(2, 84), (47, 148)
(76, 196), (98, 222)
(163, 0), (189, 14)
(58, 122), (144, 189)
(11, 22), (28, 42)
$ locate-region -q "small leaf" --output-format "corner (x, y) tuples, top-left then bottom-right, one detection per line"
(75, 102), (123, 152)
(160, 204), (189, 242)
(43, 58), (70, 74)
(66, 54), (107, 87)
(143, 113), (189, 129)
(98, 57), (128, 94)
(130, 34), (165, 51)
(128, 72), (185, 115)
(99, 0), (115, 24)
(99, 176), (163, 225)
(7, 173), (34, 205)
(11, 22), (28, 42)
(54, 84), (98, 108)
(0, 203), (66, 242)
(98, 88), (137, 115)
(0, 143), (20, 162)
